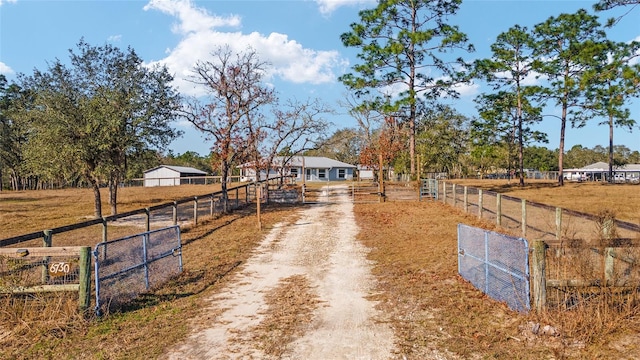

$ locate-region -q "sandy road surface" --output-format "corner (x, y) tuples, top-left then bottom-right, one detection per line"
(163, 184), (395, 359)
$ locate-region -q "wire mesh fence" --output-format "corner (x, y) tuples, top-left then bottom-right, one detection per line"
(444, 181), (640, 310)
(0, 246), (92, 310)
(458, 224), (530, 312)
(94, 226), (182, 316)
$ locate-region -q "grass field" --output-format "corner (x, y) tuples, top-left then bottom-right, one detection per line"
(1, 180), (640, 359)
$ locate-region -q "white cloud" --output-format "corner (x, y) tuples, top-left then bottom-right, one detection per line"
(0, 0), (18, 6)
(315, 0), (375, 15)
(144, 0), (348, 96)
(453, 81), (480, 98)
(144, 0), (241, 35)
(0, 62), (14, 75)
(107, 34), (122, 42)
(492, 70), (542, 87)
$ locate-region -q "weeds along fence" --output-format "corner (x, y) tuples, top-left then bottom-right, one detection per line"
(440, 181), (640, 311)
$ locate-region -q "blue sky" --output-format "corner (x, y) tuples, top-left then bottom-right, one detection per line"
(1, 0), (638, 156)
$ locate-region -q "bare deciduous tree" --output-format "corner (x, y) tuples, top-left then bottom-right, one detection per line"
(182, 46), (275, 212)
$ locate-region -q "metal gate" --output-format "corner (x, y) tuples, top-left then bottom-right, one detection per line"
(457, 224), (530, 312)
(420, 179), (438, 200)
(93, 226), (182, 315)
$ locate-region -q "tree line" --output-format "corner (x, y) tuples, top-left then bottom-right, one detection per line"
(338, 0), (639, 186)
(0, 43), (331, 217)
(1, 0), (639, 218)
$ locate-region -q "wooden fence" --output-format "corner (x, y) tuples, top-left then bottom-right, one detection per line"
(0, 180), (288, 248)
(0, 246), (92, 311)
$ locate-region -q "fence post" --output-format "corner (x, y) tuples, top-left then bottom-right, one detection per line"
(452, 184), (457, 207)
(463, 186), (468, 213)
(210, 195), (214, 217)
(145, 208), (151, 232)
(555, 207), (562, 241)
(236, 188), (240, 208)
(442, 181), (446, 204)
(521, 199), (527, 238)
(532, 240), (547, 311)
(257, 186), (262, 231)
(604, 247), (614, 286)
(193, 197), (198, 227)
(101, 217), (108, 243)
(42, 230), (52, 283)
(496, 194), (502, 226)
(478, 190), (483, 219)
(78, 246), (91, 312)
(172, 201), (178, 226)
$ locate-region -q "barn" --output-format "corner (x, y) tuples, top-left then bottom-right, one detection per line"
(143, 165), (207, 187)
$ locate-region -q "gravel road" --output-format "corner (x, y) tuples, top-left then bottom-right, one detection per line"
(163, 184), (396, 359)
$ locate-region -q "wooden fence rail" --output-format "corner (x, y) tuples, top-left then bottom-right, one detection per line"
(0, 246), (92, 311)
(0, 181), (264, 248)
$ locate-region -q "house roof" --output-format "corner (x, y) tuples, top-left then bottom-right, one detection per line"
(144, 165), (207, 175)
(568, 162), (640, 172)
(239, 156), (356, 169)
(274, 156), (356, 169)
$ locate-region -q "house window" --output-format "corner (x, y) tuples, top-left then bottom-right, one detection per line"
(338, 169), (346, 179)
(318, 169), (327, 179)
(290, 168), (298, 178)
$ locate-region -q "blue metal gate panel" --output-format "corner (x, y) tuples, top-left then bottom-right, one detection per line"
(458, 224), (530, 312)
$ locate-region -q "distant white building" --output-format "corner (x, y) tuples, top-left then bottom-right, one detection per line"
(143, 165), (207, 187)
(564, 162), (640, 183)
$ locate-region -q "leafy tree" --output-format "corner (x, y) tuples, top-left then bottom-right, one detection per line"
(17, 40), (181, 217)
(416, 104), (469, 177)
(473, 91), (546, 183)
(474, 25), (547, 186)
(583, 39), (640, 181)
(181, 46), (275, 212)
(523, 145), (558, 172)
(564, 144), (606, 168)
(307, 128), (364, 165)
(339, 0), (473, 179)
(359, 115), (406, 180)
(164, 150), (212, 173)
(594, 0), (640, 11)
(0, 75), (27, 191)
(532, 9), (608, 185)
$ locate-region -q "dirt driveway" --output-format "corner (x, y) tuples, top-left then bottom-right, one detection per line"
(163, 184), (396, 359)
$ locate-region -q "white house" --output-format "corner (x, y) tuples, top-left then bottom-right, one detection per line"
(239, 156), (356, 182)
(143, 165), (208, 187)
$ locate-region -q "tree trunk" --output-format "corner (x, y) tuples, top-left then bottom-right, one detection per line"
(608, 113), (614, 183)
(221, 162), (229, 213)
(558, 112), (566, 186)
(90, 177), (103, 218)
(109, 179), (118, 215)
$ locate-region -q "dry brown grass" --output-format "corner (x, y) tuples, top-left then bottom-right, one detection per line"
(250, 274), (320, 357)
(2, 183), (640, 358)
(449, 179), (640, 223)
(0, 185), (300, 359)
(356, 200), (640, 359)
(0, 184), (236, 240)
